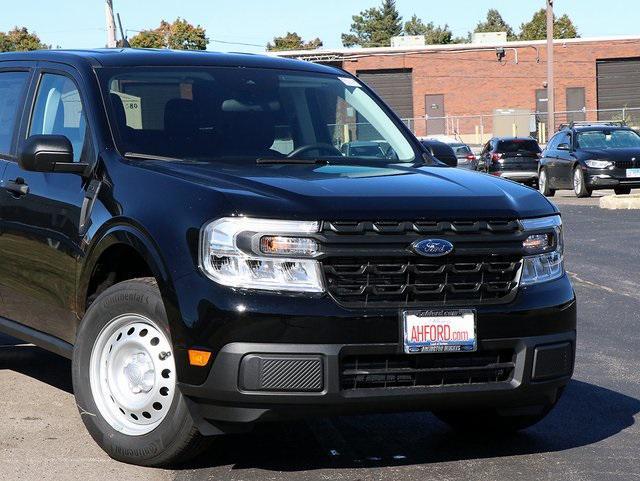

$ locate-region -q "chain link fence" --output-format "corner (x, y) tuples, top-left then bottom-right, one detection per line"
(401, 107), (640, 147)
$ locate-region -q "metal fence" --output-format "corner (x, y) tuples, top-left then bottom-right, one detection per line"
(401, 107), (640, 146)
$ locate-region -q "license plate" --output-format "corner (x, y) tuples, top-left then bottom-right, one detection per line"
(402, 310), (476, 354)
(627, 168), (640, 178)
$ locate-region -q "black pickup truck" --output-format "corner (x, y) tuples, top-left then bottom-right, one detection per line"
(0, 49), (576, 467)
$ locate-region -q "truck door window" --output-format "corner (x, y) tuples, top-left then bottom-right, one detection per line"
(30, 74), (88, 162)
(0, 71), (30, 157)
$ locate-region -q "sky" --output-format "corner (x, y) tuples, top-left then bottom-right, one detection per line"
(2, 0), (639, 52)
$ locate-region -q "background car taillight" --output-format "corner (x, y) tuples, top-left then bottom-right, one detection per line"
(491, 153), (503, 162)
(467, 154), (477, 161)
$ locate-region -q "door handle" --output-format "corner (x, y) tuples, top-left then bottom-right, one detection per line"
(3, 179), (29, 196)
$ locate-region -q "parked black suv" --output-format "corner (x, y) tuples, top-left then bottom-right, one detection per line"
(478, 137), (542, 186)
(0, 50), (576, 467)
(539, 122), (640, 197)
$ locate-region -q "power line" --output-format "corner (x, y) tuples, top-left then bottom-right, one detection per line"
(209, 38), (265, 48)
(34, 27), (106, 34)
(122, 31), (267, 49)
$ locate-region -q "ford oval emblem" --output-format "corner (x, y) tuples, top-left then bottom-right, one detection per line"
(412, 239), (454, 257)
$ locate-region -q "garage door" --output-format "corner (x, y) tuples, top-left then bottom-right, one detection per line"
(357, 69), (414, 120)
(597, 59), (640, 119)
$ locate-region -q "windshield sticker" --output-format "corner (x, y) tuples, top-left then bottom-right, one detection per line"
(339, 77), (361, 88)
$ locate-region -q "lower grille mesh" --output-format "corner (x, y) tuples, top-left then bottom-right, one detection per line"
(341, 350), (515, 390)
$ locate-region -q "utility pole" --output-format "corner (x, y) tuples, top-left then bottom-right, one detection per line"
(105, 0), (117, 48)
(546, 0), (555, 132)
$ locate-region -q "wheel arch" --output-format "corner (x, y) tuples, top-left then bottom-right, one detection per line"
(78, 222), (178, 323)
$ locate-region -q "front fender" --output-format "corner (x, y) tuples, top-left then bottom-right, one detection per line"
(77, 221), (181, 333)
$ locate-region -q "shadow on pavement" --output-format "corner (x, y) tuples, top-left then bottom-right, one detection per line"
(182, 379), (639, 472)
(2, 336), (637, 473)
(0, 334), (73, 394)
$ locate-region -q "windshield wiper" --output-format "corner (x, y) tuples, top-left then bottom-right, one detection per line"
(256, 158), (329, 165)
(124, 152), (187, 162)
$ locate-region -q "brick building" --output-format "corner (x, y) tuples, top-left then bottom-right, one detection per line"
(275, 36), (640, 144)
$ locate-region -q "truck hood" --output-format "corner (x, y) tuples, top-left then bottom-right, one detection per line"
(140, 161), (556, 220)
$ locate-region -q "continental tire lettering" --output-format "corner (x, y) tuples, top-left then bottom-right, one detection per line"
(104, 293), (150, 307)
(110, 441), (160, 458)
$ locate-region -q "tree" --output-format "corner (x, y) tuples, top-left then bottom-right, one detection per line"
(519, 9), (579, 40)
(130, 18), (208, 50)
(342, 0), (403, 48)
(474, 9), (516, 41)
(128, 29), (164, 49)
(266, 32), (323, 51)
(0, 27), (49, 52)
(403, 15), (428, 36)
(403, 15), (454, 45)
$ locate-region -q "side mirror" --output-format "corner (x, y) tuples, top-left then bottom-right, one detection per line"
(439, 156), (458, 167)
(19, 135), (87, 174)
(557, 143), (571, 151)
(422, 145), (457, 167)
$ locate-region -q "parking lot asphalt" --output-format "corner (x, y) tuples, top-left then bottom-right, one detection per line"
(1, 189), (640, 481)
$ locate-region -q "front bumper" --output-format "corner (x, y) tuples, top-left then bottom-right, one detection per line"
(179, 330), (575, 433)
(586, 169), (640, 189)
(173, 272), (576, 434)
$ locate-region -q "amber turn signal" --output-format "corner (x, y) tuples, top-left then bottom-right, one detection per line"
(188, 349), (212, 367)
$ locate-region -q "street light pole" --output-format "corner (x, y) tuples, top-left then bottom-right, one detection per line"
(105, 0), (117, 48)
(546, 0), (555, 132)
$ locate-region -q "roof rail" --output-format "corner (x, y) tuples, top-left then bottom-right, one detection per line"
(558, 120), (628, 130)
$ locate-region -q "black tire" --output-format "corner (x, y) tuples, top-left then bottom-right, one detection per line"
(72, 278), (209, 467)
(614, 186), (632, 195)
(434, 398), (560, 433)
(538, 168), (555, 197)
(573, 166), (592, 198)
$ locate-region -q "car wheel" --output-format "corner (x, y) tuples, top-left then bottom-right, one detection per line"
(539, 168), (555, 197)
(72, 278), (209, 467)
(433, 392), (562, 433)
(614, 186), (632, 195)
(573, 166), (592, 198)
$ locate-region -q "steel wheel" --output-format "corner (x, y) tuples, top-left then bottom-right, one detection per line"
(89, 314), (176, 436)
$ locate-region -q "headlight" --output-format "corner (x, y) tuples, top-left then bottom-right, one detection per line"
(585, 159), (612, 169)
(199, 218), (324, 292)
(520, 215), (564, 286)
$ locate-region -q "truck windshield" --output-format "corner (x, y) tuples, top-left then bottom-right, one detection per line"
(576, 129), (640, 149)
(99, 67), (416, 163)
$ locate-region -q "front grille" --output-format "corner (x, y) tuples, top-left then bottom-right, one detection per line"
(614, 160), (635, 169)
(324, 256), (521, 307)
(341, 350), (515, 390)
(613, 159), (639, 169)
(320, 220), (523, 308)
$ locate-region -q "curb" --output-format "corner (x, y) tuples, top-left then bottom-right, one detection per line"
(599, 194), (640, 210)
